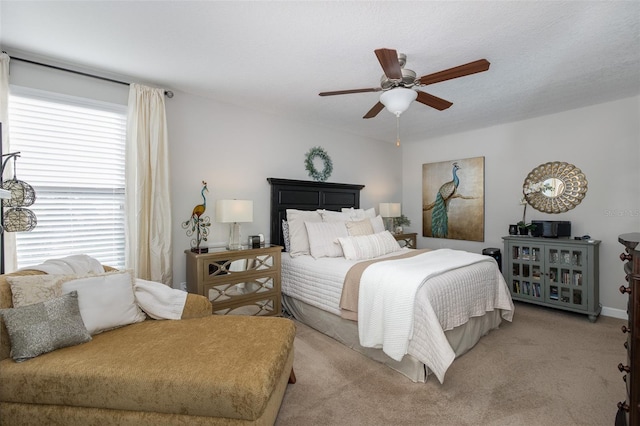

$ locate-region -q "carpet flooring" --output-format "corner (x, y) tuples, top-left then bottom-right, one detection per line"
(275, 302), (625, 426)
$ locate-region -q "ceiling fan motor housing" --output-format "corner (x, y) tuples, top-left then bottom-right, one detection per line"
(380, 68), (417, 90)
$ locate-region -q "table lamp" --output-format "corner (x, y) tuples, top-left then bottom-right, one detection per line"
(379, 202), (401, 233)
(216, 199), (253, 250)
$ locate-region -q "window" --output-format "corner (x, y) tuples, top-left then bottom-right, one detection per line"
(7, 86), (127, 269)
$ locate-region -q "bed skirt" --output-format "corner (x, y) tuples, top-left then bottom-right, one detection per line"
(283, 294), (503, 382)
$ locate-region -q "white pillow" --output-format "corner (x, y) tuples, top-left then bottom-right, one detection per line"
(61, 270), (146, 335)
(370, 215), (385, 233)
(319, 210), (353, 222)
(345, 218), (374, 236)
(341, 207), (376, 220)
(305, 221), (348, 258)
(286, 209), (323, 257)
(338, 231), (402, 261)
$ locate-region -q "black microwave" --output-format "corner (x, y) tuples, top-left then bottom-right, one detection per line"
(530, 221), (571, 238)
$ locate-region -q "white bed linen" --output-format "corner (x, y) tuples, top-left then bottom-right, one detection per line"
(281, 249), (412, 315)
(281, 249), (514, 383)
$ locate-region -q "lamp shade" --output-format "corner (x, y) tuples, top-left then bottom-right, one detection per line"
(215, 199), (253, 223)
(379, 203), (401, 217)
(379, 88), (417, 115)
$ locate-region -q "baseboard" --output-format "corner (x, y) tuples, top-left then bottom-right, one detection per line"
(601, 306), (627, 320)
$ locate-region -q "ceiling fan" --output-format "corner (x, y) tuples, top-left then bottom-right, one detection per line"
(319, 48), (490, 119)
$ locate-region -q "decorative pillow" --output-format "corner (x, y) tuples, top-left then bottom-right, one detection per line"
(345, 218), (374, 236)
(341, 207), (376, 220)
(286, 209), (323, 257)
(0, 291), (91, 362)
(370, 215), (386, 234)
(61, 270), (146, 335)
(282, 220), (291, 252)
(338, 231), (402, 261)
(8, 274), (72, 308)
(304, 221), (349, 258)
(319, 210), (353, 222)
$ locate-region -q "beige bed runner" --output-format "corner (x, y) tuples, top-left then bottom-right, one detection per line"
(339, 249), (431, 321)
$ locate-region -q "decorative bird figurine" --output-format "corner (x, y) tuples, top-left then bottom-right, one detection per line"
(182, 181), (211, 253)
(431, 163), (460, 238)
(191, 181), (208, 220)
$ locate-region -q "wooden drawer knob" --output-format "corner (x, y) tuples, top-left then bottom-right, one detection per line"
(621, 252), (632, 261)
(622, 325), (631, 334)
(620, 285), (631, 294)
(618, 363), (631, 373)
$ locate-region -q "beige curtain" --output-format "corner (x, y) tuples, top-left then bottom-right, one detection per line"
(0, 53), (17, 273)
(125, 84), (173, 285)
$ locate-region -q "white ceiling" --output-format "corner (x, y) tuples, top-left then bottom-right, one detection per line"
(1, 1), (639, 143)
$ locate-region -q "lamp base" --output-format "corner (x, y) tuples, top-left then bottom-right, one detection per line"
(384, 217), (394, 233)
(227, 222), (242, 250)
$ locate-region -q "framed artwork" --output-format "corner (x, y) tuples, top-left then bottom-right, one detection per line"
(422, 156), (484, 242)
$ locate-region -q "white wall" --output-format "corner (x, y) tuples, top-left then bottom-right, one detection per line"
(7, 60), (403, 288)
(9, 58), (639, 316)
(402, 96), (640, 315)
(166, 91), (402, 288)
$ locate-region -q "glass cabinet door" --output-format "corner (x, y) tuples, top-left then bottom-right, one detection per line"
(546, 246), (586, 310)
(510, 243), (544, 301)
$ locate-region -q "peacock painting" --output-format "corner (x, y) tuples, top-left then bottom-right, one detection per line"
(182, 181), (211, 253)
(422, 157), (485, 241)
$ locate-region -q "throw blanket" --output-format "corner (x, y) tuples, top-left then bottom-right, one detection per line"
(357, 249), (509, 383)
(23, 255), (187, 320)
(134, 278), (187, 320)
(21, 254), (105, 275)
(339, 249), (432, 321)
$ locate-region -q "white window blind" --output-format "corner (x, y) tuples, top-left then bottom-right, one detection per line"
(8, 86), (127, 270)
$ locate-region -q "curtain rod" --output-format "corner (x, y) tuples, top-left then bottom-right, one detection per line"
(7, 54), (174, 98)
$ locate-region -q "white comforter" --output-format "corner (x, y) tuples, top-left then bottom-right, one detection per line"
(358, 249), (513, 382)
(281, 248), (514, 383)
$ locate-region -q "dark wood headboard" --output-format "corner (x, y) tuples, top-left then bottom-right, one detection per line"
(267, 178), (365, 246)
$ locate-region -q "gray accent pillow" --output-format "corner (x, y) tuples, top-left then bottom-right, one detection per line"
(0, 291), (91, 362)
(282, 220), (291, 252)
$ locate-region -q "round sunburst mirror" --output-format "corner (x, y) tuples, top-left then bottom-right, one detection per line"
(523, 162), (587, 213)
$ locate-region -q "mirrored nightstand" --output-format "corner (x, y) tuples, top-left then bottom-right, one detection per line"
(393, 232), (417, 249)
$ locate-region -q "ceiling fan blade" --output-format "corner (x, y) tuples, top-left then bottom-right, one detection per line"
(416, 91), (453, 111)
(363, 102), (385, 119)
(319, 87), (381, 96)
(418, 59), (490, 86)
(374, 48), (402, 80)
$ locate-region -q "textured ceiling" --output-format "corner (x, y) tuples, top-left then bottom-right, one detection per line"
(1, 1), (639, 143)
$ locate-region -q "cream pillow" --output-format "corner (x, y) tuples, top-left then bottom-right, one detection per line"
(8, 274), (71, 307)
(61, 270), (146, 335)
(345, 218), (374, 236)
(286, 209), (323, 257)
(338, 231), (402, 261)
(305, 221), (348, 258)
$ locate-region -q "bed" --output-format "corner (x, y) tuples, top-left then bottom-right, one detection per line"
(267, 178), (514, 383)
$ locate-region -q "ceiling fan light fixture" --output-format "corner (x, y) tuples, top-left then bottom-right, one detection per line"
(380, 88), (417, 116)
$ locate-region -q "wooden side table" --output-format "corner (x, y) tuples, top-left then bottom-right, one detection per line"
(393, 232), (417, 249)
(185, 245), (282, 316)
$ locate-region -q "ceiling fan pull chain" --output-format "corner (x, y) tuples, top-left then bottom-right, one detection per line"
(396, 113), (401, 147)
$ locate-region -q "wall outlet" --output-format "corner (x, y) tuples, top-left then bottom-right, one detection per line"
(179, 282), (187, 292)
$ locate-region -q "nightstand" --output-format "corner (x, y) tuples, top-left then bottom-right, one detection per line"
(393, 232), (417, 249)
(185, 245), (282, 316)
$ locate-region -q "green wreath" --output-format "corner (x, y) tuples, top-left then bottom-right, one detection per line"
(304, 146), (333, 182)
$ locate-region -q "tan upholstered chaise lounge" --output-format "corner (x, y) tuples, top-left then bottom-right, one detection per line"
(0, 270), (295, 425)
